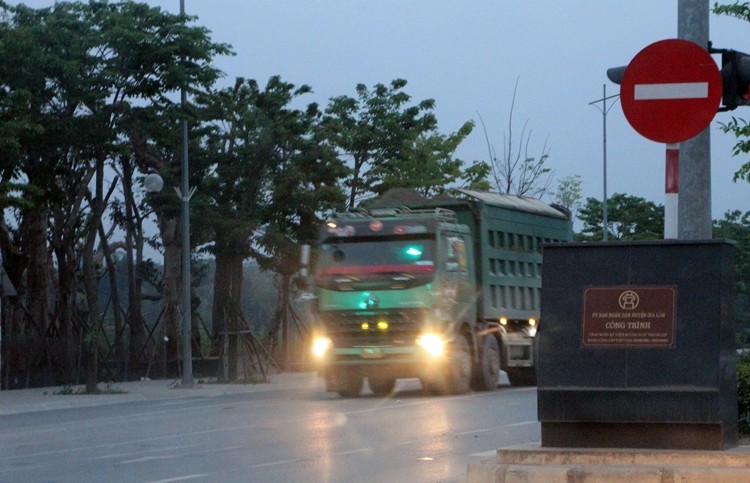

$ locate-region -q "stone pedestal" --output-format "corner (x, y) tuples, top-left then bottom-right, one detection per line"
(537, 240), (737, 450)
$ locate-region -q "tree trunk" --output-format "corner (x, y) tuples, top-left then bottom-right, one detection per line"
(212, 249), (246, 381)
(53, 245), (76, 385)
(22, 207), (50, 335)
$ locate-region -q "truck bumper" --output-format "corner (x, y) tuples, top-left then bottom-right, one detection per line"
(314, 345), (442, 379)
(502, 334), (535, 368)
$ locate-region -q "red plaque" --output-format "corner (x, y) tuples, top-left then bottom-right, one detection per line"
(582, 286), (676, 348)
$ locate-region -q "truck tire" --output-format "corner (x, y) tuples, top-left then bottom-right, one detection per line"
(447, 335), (472, 394)
(368, 376), (396, 396)
(420, 335), (472, 395)
(326, 370), (363, 398)
(506, 367), (536, 386)
(471, 334), (500, 391)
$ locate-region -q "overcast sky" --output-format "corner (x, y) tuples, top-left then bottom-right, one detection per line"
(13, 1), (750, 220)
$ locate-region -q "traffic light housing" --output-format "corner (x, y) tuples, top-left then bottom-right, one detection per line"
(721, 49), (750, 110)
(606, 65), (626, 85)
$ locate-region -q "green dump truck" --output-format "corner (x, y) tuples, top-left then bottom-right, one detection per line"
(305, 189), (572, 397)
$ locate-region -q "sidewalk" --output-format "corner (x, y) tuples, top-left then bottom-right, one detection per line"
(0, 372), (324, 416)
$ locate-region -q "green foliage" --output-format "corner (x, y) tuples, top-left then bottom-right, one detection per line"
(576, 193), (664, 241)
(738, 352), (750, 435)
(714, 210), (750, 343)
(323, 79), (478, 207)
(0, 1), (483, 382)
(714, 2), (750, 183)
(373, 120), (476, 198)
(460, 160), (492, 191)
(552, 175), (583, 218)
(718, 117), (750, 182)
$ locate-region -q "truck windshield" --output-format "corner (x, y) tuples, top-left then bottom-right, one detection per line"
(316, 237), (435, 275)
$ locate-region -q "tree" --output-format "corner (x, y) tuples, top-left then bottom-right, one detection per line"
(714, 2), (750, 183)
(576, 193), (664, 241)
(713, 210), (750, 344)
(552, 175), (583, 220)
(478, 80), (553, 198)
(195, 76), (344, 376)
(0, 1), (230, 388)
(323, 79), (486, 206)
(373, 121), (491, 198)
(322, 79), (438, 208)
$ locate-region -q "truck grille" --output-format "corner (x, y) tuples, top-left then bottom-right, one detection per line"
(321, 309), (425, 346)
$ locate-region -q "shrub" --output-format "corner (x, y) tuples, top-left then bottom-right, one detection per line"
(738, 353), (750, 435)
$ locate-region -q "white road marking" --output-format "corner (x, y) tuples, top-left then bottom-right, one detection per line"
(91, 443), (201, 460)
(507, 420), (537, 427)
(455, 428), (494, 436)
(251, 459), (294, 469)
(145, 475), (206, 483)
(120, 455), (177, 464)
(634, 82), (708, 100)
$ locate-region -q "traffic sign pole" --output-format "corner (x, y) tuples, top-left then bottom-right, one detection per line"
(665, 144), (680, 239)
(617, 36), (720, 240)
(678, 0), (712, 240)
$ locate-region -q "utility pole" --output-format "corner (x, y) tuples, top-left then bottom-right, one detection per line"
(678, 0), (712, 239)
(179, 0), (193, 386)
(588, 84), (620, 242)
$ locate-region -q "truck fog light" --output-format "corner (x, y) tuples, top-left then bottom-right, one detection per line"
(312, 337), (332, 359)
(417, 333), (445, 358)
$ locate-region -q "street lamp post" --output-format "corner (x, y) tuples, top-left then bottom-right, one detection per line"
(179, 0), (193, 386)
(588, 84), (620, 242)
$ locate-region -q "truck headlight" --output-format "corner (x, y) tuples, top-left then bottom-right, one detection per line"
(312, 336), (332, 359)
(528, 318), (537, 337)
(416, 333), (445, 358)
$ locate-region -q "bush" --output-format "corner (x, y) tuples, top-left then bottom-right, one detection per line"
(738, 353), (750, 435)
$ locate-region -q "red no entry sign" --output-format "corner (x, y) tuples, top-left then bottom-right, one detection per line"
(620, 39), (722, 143)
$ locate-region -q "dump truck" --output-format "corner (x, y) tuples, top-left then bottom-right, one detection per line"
(304, 189), (572, 397)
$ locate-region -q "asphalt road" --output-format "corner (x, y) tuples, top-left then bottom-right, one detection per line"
(0, 377), (539, 483)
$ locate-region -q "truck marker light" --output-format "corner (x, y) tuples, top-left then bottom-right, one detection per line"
(377, 321), (389, 330)
(312, 337), (332, 358)
(416, 333), (445, 357)
(361, 322), (370, 330)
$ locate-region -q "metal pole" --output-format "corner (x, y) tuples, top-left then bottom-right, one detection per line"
(602, 84), (609, 242)
(665, 144), (680, 238)
(677, 0), (712, 239)
(588, 86), (619, 241)
(180, 0), (193, 386)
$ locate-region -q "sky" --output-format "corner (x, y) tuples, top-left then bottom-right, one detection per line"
(11, 0), (750, 221)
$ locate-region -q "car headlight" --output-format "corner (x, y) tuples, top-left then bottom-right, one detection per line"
(416, 333), (445, 358)
(312, 336), (332, 359)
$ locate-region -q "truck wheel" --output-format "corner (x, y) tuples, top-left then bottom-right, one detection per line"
(506, 367), (537, 386)
(446, 335), (472, 394)
(472, 334), (500, 391)
(368, 376), (396, 396)
(420, 335), (472, 395)
(327, 370), (363, 398)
